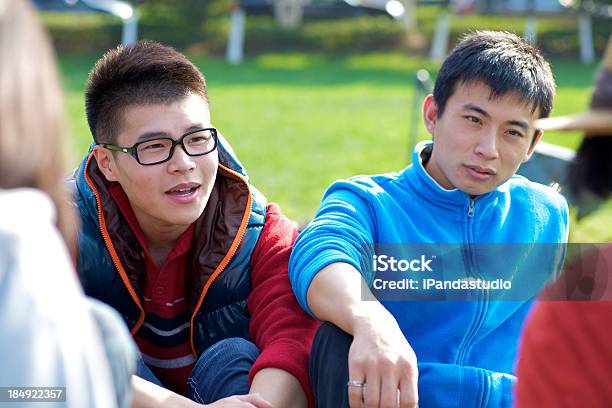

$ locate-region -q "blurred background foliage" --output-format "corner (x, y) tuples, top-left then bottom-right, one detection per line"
(39, 0), (612, 240)
(41, 0), (610, 57)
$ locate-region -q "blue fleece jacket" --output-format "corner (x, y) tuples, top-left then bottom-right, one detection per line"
(289, 141), (569, 407)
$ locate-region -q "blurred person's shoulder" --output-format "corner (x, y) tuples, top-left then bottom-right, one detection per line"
(0, 188), (81, 311)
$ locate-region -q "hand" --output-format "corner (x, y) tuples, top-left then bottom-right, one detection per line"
(204, 394), (273, 408)
(347, 309), (418, 408)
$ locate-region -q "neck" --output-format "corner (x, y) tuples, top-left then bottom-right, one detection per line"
(136, 218), (191, 268)
(423, 158), (454, 191)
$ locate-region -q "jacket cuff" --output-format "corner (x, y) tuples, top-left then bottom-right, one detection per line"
(291, 248), (361, 318)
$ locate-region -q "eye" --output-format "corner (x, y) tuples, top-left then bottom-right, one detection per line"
(142, 143), (165, 150)
(187, 135), (210, 145)
(464, 115), (481, 124)
(138, 140), (169, 152)
(507, 129), (524, 138)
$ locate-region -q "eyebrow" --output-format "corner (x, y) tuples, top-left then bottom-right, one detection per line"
(136, 125), (205, 142)
(462, 103), (530, 131)
(462, 103), (491, 119)
(506, 120), (530, 132)
(136, 132), (171, 143)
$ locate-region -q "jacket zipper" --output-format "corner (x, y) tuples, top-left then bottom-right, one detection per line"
(456, 197), (487, 365)
(467, 199), (475, 217)
(83, 154), (145, 335)
(189, 163), (253, 356)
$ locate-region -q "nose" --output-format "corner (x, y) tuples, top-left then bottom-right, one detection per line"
(167, 144), (196, 174)
(474, 129), (499, 160)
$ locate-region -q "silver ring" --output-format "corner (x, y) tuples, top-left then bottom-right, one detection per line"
(347, 379), (365, 387)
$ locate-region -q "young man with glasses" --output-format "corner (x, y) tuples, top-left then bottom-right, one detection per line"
(72, 41), (317, 408)
(289, 31), (569, 408)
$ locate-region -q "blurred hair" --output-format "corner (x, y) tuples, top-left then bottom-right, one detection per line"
(0, 0), (76, 254)
(433, 31), (556, 144)
(569, 136), (612, 198)
(86, 40), (209, 144)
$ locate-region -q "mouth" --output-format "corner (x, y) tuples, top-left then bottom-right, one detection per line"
(464, 164), (496, 181)
(165, 182), (201, 197)
(465, 165), (496, 175)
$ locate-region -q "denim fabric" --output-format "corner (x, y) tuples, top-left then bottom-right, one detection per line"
(309, 323), (352, 407)
(135, 358), (163, 387)
(188, 338), (260, 404)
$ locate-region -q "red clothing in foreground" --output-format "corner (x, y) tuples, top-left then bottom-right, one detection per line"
(516, 245), (612, 408)
(515, 301), (612, 408)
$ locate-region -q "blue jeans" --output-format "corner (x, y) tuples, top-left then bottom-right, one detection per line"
(136, 337), (260, 404)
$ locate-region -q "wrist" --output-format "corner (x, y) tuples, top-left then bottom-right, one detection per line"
(348, 301), (395, 336)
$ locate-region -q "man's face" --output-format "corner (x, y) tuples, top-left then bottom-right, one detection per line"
(423, 81), (542, 196)
(94, 93), (218, 234)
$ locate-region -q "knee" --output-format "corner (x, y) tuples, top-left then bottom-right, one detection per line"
(200, 337), (259, 363)
(189, 338), (258, 403)
(312, 322), (353, 356)
(192, 338), (259, 380)
(310, 322), (352, 374)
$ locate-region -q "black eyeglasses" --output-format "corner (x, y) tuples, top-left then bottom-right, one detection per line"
(100, 128), (218, 166)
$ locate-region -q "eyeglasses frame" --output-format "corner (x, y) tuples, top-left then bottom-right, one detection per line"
(99, 127), (218, 166)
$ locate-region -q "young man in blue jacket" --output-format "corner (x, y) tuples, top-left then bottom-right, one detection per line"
(289, 31), (569, 408)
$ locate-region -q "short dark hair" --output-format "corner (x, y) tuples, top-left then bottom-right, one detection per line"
(85, 40), (209, 144)
(433, 31), (555, 126)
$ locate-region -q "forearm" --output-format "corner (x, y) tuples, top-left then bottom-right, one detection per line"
(250, 368), (307, 408)
(307, 262), (399, 336)
(130, 376), (200, 408)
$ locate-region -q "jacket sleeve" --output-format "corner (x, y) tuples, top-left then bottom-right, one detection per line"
(418, 363), (515, 408)
(289, 180), (377, 317)
(247, 203), (319, 408)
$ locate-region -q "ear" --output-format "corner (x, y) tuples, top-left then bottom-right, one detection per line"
(423, 95), (438, 135)
(92, 146), (120, 182)
(523, 129), (543, 162)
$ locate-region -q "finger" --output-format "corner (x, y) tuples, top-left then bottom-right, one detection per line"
(236, 393), (273, 408)
(348, 360), (366, 408)
(363, 370), (381, 408)
(347, 377), (366, 408)
(399, 374), (418, 408)
(380, 375), (400, 408)
(216, 396), (257, 408)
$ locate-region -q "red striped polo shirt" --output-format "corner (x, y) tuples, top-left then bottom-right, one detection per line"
(109, 183), (195, 396)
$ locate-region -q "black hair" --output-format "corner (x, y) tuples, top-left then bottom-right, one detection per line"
(433, 31), (555, 130)
(569, 136), (612, 198)
(85, 40), (208, 144)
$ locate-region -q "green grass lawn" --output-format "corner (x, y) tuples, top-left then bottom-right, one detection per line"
(58, 52), (611, 241)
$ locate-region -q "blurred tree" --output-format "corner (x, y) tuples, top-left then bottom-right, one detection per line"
(132, 0), (232, 46)
(134, 0), (231, 30)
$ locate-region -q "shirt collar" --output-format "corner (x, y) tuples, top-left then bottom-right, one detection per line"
(108, 183), (194, 261)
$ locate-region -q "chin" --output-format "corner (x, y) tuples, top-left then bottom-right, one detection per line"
(170, 211), (203, 226)
(458, 184), (491, 196)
